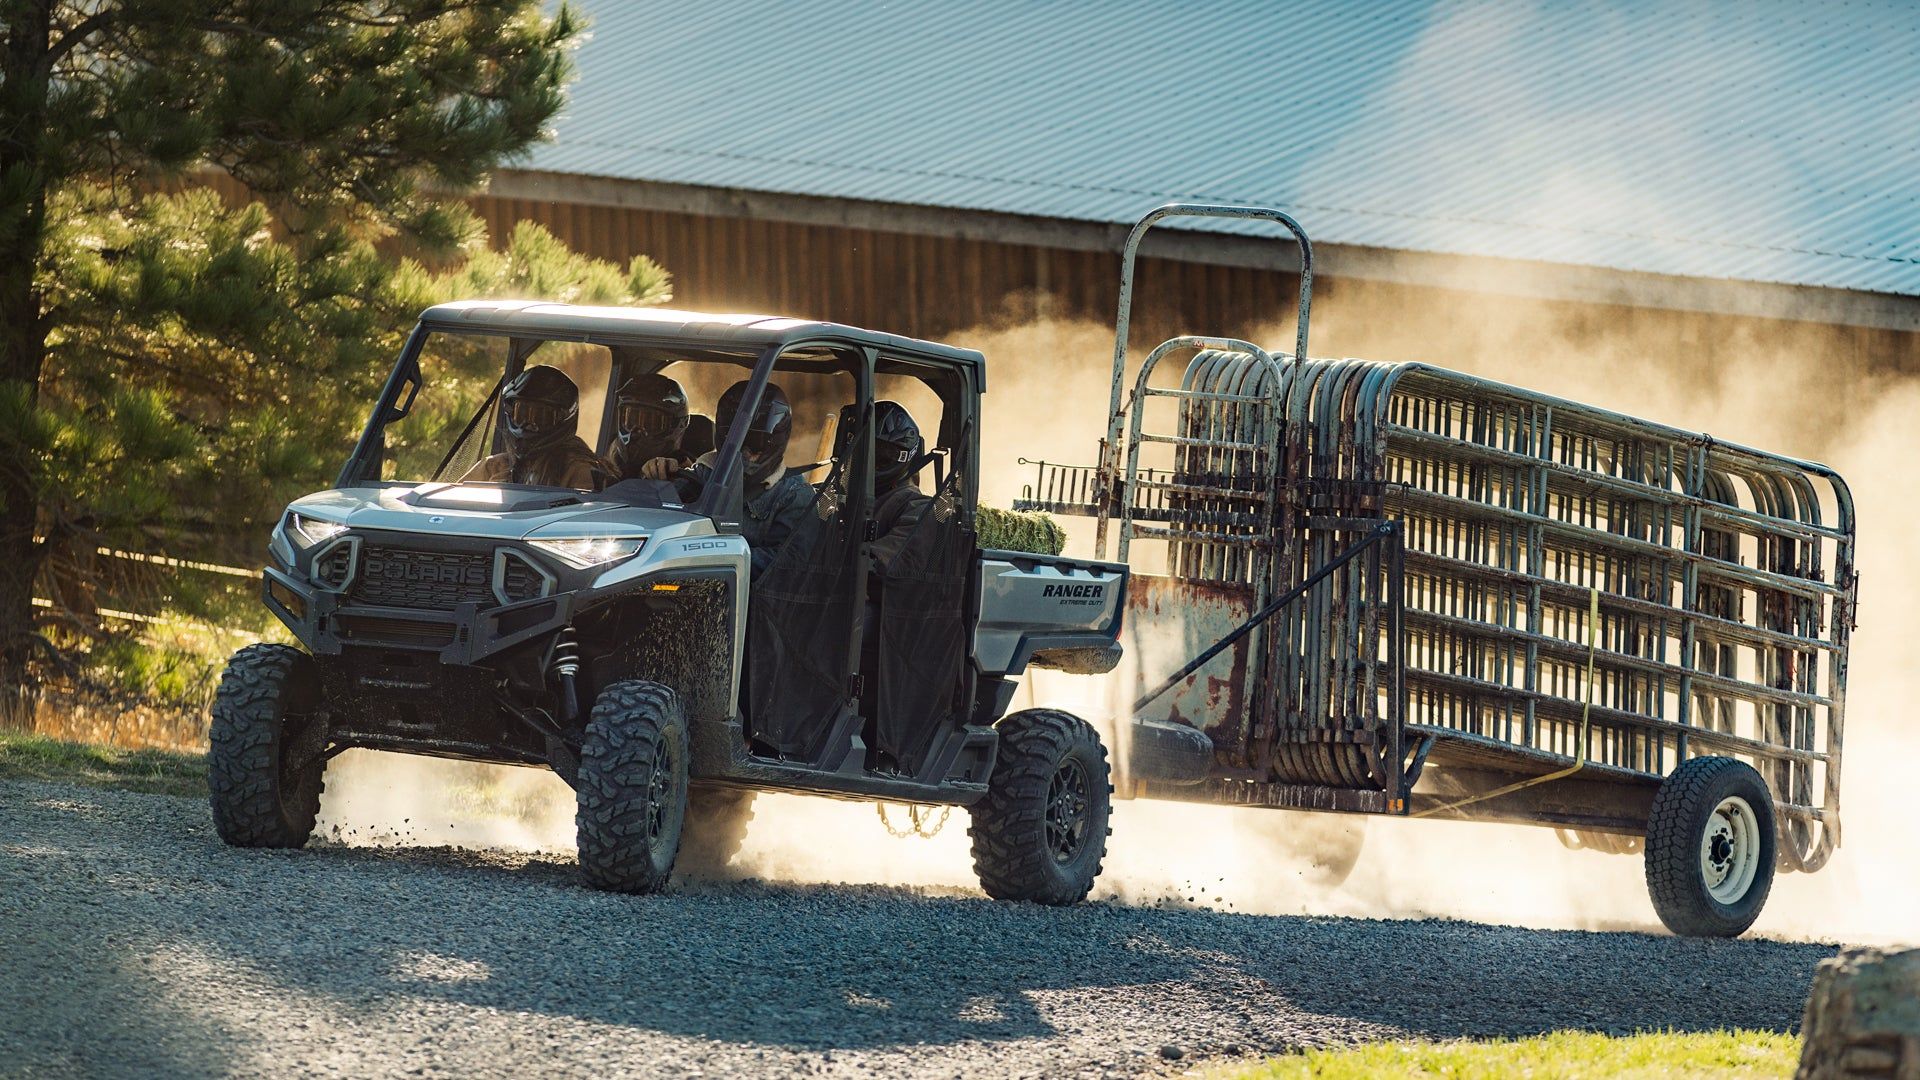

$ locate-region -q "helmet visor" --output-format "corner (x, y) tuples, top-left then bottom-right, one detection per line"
(742, 429), (776, 459)
(504, 397), (567, 435)
(617, 402), (679, 439)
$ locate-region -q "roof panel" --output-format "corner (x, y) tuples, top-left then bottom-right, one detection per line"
(524, 0), (1920, 297)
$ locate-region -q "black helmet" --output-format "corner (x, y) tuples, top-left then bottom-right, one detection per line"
(872, 401), (923, 491)
(500, 365), (579, 458)
(716, 380), (792, 486)
(681, 414), (716, 459)
(610, 373), (689, 475)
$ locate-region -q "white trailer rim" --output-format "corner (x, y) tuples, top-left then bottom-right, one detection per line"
(1700, 795), (1762, 904)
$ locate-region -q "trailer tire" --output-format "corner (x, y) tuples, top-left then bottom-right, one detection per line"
(1645, 755), (1776, 938)
(208, 644), (327, 849)
(575, 680), (688, 895)
(969, 709), (1111, 905)
(675, 785), (755, 879)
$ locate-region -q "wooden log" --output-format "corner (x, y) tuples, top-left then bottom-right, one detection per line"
(1798, 947), (1920, 1079)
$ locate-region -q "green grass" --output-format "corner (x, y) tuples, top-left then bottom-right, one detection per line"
(0, 731), (207, 798)
(1220, 1030), (1798, 1079)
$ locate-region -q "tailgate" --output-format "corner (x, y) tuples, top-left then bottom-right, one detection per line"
(973, 549), (1128, 676)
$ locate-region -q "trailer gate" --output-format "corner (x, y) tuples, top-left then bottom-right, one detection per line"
(1017, 203), (1855, 875)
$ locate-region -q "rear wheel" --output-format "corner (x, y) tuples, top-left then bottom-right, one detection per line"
(969, 709), (1111, 904)
(675, 785), (756, 879)
(208, 644), (327, 848)
(576, 680), (688, 894)
(1645, 756), (1776, 938)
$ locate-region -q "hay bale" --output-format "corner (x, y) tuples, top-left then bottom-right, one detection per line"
(976, 506), (1066, 556)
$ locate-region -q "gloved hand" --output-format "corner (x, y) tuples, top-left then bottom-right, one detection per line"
(640, 456), (680, 480)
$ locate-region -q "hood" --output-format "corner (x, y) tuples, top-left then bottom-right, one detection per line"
(289, 484), (701, 542)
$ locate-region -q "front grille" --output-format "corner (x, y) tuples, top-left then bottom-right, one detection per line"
(351, 546), (494, 610)
(335, 614), (456, 647)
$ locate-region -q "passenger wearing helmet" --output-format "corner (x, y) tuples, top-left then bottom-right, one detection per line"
(677, 379), (815, 578)
(864, 401), (931, 576)
(856, 401), (932, 749)
(609, 373), (693, 480)
(461, 365), (608, 490)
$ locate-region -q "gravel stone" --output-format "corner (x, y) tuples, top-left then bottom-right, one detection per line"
(0, 779), (1835, 1078)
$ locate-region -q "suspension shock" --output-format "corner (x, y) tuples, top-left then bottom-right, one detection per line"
(550, 626), (582, 724)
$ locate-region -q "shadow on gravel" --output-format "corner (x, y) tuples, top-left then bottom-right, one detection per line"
(171, 842), (1832, 1054)
(0, 844), (245, 1076)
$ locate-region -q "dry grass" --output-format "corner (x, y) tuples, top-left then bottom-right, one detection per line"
(1218, 1029), (1798, 1079)
(0, 731), (206, 798)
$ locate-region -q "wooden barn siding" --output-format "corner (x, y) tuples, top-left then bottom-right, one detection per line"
(190, 172), (1919, 387)
(472, 194), (1302, 349)
(470, 195), (1920, 391)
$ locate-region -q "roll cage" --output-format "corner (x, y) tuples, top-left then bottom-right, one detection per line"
(337, 304), (985, 524)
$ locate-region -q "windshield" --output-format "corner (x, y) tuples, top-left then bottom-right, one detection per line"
(347, 329), (857, 501)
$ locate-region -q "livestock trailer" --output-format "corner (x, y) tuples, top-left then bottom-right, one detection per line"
(1017, 204), (1855, 937)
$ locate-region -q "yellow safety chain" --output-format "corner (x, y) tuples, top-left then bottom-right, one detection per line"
(876, 802), (950, 838)
(1411, 585), (1601, 819)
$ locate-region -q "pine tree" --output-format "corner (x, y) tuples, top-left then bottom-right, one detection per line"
(0, 2), (613, 723)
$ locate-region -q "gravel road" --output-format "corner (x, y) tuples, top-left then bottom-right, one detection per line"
(2, 778), (1832, 1078)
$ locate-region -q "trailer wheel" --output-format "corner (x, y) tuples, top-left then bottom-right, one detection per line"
(1645, 756), (1776, 938)
(575, 680), (688, 894)
(675, 785), (756, 879)
(969, 709), (1111, 905)
(208, 644), (327, 849)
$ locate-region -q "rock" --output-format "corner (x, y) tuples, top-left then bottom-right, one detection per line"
(1797, 946), (1920, 1079)
(1158, 1045), (1184, 1061)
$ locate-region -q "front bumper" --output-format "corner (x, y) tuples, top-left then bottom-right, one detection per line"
(264, 564), (574, 666)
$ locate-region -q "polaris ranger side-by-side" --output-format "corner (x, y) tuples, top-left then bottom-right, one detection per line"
(212, 304), (1126, 901)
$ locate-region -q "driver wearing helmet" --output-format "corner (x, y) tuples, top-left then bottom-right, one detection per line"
(609, 373), (694, 480)
(461, 365), (608, 490)
(676, 379), (815, 578)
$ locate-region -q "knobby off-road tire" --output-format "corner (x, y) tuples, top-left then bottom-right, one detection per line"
(208, 643), (327, 849)
(675, 785), (756, 880)
(576, 680), (689, 894)
(969, 709), (1111, 905)
(1645, 755), (1777, 938)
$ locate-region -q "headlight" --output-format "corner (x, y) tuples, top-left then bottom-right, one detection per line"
(287, 513), (348, 548)
(528, 536), (646, 569)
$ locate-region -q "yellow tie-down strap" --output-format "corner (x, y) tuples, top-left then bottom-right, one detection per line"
(1410, 586), (1601, 819)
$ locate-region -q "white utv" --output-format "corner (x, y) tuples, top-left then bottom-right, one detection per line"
(210, 301), (1127, 902)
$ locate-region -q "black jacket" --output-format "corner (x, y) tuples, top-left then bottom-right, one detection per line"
(742, 469), (817, 578)
(869, 480), (931, 577)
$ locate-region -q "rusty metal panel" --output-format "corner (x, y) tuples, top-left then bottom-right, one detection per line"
(1121, 574), (1256, 770)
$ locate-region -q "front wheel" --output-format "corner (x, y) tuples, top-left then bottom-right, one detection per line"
(1645, 756), (1777, 938)
(208, 644), (328, 848)
(969, 709), (1111, 904)
(575, 680), (689, 894)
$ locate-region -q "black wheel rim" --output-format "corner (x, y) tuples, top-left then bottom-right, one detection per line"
(1046, 759), (1090, 864)
(275, 694), (321, 820)
(643, 735), (684, 853)
(645, 755), (672, 844)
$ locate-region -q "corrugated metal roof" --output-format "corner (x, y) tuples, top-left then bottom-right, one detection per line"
(525, 0), (1920, 297)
